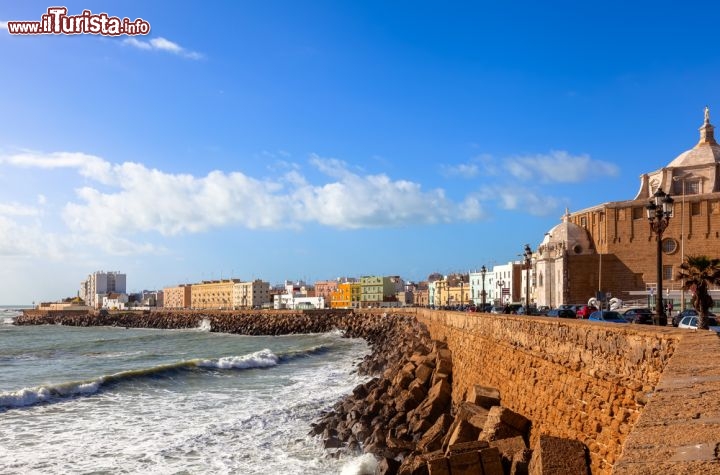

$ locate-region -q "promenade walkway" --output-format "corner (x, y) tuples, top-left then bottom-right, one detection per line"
(614, 330), (720, 474)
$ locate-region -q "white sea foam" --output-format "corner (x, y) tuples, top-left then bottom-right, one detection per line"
(196, 318), (212, 332)
(0, 379), (102, 410)
(196, 348), (279, 369)
(340, 454), (379, 475)
(0, 328), (372, 474)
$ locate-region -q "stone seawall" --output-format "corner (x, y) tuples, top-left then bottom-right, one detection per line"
(17, 308), (720, 474)
(415, 309), (681, 474)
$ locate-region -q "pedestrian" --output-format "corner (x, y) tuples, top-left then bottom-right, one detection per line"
(666, 300), (673, 316)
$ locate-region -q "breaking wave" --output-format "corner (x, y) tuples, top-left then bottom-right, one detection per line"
(0, 345), (334, 411)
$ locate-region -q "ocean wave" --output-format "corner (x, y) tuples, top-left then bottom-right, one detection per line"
(0, 380), (102, 410)
(197, 349), (279, 369)
(0, 349), (282, 411)
(0, 343), (338, 412)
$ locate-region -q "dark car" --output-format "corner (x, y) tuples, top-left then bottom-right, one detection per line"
(547, 308), (576, 319)
(576, 305), (598, 319)
(621, 308), (654, 325)
(588, 310), (629, 324)
(672, 309), (717, 327)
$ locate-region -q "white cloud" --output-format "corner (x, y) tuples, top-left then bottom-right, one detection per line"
(441, 163), (479, 178)
(0, 216), (65, 258)
(477, 186), (563, 216)
(122, 36), (203, 60)
(0, 151), (113, 184)
(297, 157), (484, 228)
(0, 149), (585, 256)
(0, 151), (488, 247)
(441, 154), (499, 179)
(504, 150), (618, 183)
(0, 202), (40, 217)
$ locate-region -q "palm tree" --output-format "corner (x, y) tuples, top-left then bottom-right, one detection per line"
(676, 255), (720, 329)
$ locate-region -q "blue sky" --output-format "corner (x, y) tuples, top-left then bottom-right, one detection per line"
(1, 1), (719, 304)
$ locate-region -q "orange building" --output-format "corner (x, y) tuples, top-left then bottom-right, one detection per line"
(330, 282), (361, 309)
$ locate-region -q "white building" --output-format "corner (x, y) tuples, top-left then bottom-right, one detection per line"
(102, 293), (129, 310)
(273, 294), (325, 310)
(80, 271), (127, 309)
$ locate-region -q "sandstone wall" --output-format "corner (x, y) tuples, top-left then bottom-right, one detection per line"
(416, 309), (680, 474)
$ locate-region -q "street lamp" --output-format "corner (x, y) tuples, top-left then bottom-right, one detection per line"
(480, 265), (487, 311)
(646, 189), (674, 326)
(523, 244), (532, 312)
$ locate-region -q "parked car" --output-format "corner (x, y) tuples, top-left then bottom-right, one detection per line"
(576, 305), (598, 319)
(537, 306), (551, 316)
(546, 308), (576, 319)
(588, 310), (628, 324)
(490, 306), (504, 314)
(621, 308), (654, 325)
(672, 309), (717, 327)
(677, 315), (720, 332)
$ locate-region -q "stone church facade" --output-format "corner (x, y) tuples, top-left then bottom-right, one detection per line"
(535, 109), (720, 307)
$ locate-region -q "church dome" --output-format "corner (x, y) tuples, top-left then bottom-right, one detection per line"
(635, 107), (720, 199)
(539, 211), (593, 255)
(667, 110), (720, 167)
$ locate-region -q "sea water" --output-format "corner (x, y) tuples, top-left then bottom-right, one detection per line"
(0, 308), (376, 474)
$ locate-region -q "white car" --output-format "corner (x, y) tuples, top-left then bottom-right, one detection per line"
(677, 315), (720, 332)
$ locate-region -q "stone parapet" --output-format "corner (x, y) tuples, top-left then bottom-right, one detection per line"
(416, 309), (682, 474)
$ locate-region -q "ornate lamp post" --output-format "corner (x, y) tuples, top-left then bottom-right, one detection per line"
(480, 265), (487, 311)
(646, 189), (674, 326)
(523, 244), (532, 312)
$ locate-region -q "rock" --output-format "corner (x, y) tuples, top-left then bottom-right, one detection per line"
(490, 435), (528, 471)
(479, 447), (504, 475)
(510, 449), (532, 475)
(446, 440), (490, 455)
(398, 455), (429, 475)
(415, 379), (452, 422)
(480, 406), (529, 442)
(323, 436), (343, 448)
(446, 419), (480, 447)
(528, 435), (588, 475)
(414, 364), (434, 386)
(375, 457), (401, 475)
(466, 384), (501, 409)
(425, 452), (450, 475)
(417, 413), (453, 453)
(448, 449), (481, 475)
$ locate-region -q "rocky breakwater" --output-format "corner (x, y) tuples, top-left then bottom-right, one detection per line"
(314, 337), (592, 475)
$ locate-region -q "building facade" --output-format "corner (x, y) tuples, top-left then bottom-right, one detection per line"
(163, 285), (192, 309)
(80, 271), (127, 309)
(536, 109), (720, 308)
(359, 276), (396, 307)
(330, 282), (361, 309)
(232, 280), (270, 309)
(190, 280), (238, 309)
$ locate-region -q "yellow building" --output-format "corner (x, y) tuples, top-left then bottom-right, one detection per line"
(330, 282), (361, 309)
(190, 280), (239, 309)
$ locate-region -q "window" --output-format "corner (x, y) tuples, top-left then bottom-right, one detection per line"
(580, 217), (587, 227)
(662, 238), (678, 254)
(691, 202), (701, 216)
(632, 207), (643, 220)
(686, 181), (700, 195)
(663, 265), (673, 281)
